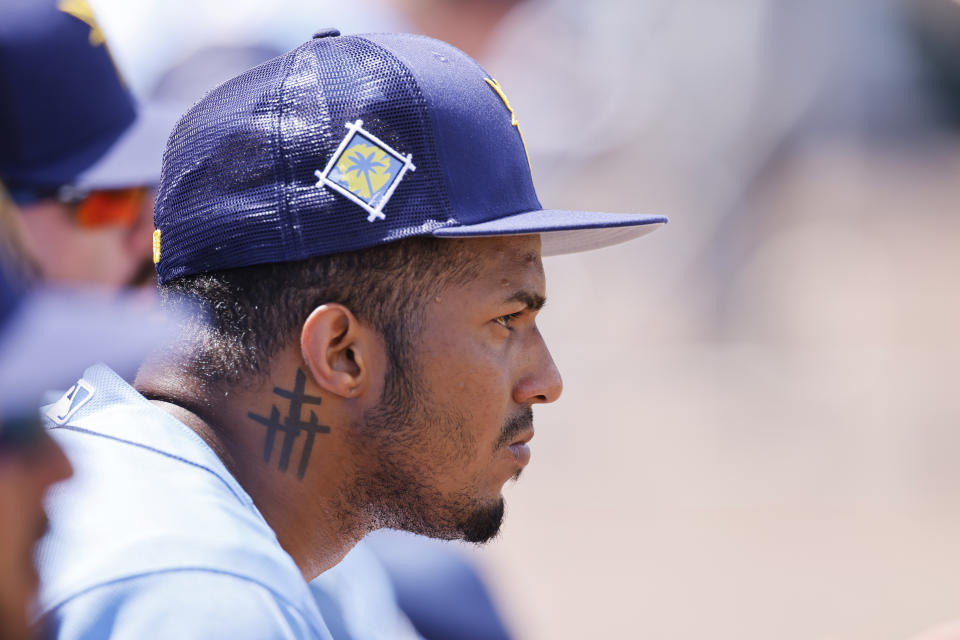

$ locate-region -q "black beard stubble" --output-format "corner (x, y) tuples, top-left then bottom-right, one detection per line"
(346, 328), (507, 544)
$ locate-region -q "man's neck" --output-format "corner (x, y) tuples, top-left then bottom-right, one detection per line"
(134, 355), (367, 580)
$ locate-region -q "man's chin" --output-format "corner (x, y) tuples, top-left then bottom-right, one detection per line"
(457, 496), (505, 544)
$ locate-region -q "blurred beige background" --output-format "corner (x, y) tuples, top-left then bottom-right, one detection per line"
(461, 2), (960, 638)
(91, 0), (960, 637)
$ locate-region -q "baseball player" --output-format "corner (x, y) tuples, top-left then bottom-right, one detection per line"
(149, 40), (511, 640)
(34, 28), (666, 638)
(0, 0), (174, 288)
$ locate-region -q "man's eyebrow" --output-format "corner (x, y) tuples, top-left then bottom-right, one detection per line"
(505, 290), (547, 311)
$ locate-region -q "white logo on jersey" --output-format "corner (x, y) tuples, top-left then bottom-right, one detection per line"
(46, 380), (96, 425)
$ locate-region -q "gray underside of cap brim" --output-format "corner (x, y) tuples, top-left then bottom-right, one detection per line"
(74, 102), (183, 190)
(430, 210), (667, 255)
(0, 290), (182, 415)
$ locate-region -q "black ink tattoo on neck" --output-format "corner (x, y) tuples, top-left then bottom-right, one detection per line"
(247, 369), (329, 480)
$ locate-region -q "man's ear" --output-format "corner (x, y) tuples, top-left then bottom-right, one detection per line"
(301, 304), (372, 399)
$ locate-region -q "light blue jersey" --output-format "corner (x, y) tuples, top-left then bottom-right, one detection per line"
(309, 541), (421, 640)
(35, 364), (333, 639)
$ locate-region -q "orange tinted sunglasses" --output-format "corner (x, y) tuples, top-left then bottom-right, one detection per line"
(71, 187), (150, 228)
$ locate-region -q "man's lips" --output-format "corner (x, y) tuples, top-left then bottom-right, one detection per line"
(509, 428), (534, 447)
(507, 428), (534, 466)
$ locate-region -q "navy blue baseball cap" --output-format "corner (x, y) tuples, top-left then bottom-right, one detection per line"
(154, 30), (667, 283)
(0, 0), (172, 194)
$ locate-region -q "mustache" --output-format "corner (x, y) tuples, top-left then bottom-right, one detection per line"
(494, 406), (533, 450)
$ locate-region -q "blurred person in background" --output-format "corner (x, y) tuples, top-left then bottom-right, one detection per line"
(0, 261), (75, 640)
(0, 240), (181, 640)
(0, 0), (173, 289)
(0, 11), (177, 628)
(0, 420), (67, 640)
(0, 193), (178, 640)
(0, 187), (72, 640)
(0, 3), (183, 638)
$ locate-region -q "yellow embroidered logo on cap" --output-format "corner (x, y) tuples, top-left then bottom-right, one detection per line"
(334, 143), (394, 202)
(484, 77), (531, 172)
(314, 120), (416, 223)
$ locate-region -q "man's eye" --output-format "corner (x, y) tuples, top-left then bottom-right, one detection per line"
(494, 311), (524, 330)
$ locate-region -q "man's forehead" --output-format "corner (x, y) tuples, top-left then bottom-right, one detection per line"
(459, 235), (546, 294)
(458, 235), (543, 268)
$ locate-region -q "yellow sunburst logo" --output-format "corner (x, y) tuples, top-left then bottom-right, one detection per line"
(334, 143), (394, 201)
(315, 120), (416, 222)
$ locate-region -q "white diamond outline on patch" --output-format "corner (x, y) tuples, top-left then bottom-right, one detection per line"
(314, 119), (416, 222)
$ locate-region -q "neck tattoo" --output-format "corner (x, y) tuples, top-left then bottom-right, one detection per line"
(247, 369), (330, 480)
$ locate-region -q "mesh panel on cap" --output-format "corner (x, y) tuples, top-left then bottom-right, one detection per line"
(282, 36), (453, 256)
(155, 36), (452, 284)
(155, 54), (289, 282)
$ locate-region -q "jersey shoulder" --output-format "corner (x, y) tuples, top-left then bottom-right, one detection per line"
(44, 569), (332, 640)
(36, 367), (329, 636)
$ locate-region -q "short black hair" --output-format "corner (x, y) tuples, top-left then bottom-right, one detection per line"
(161, 236), (479, 389)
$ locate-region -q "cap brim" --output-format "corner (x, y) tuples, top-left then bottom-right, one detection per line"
(0, 288), (181, 415)
(431, 210), (667, 255)
(74, 102), (182, 190)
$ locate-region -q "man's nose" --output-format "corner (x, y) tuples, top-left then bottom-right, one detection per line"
(513, 330), (563, 405)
